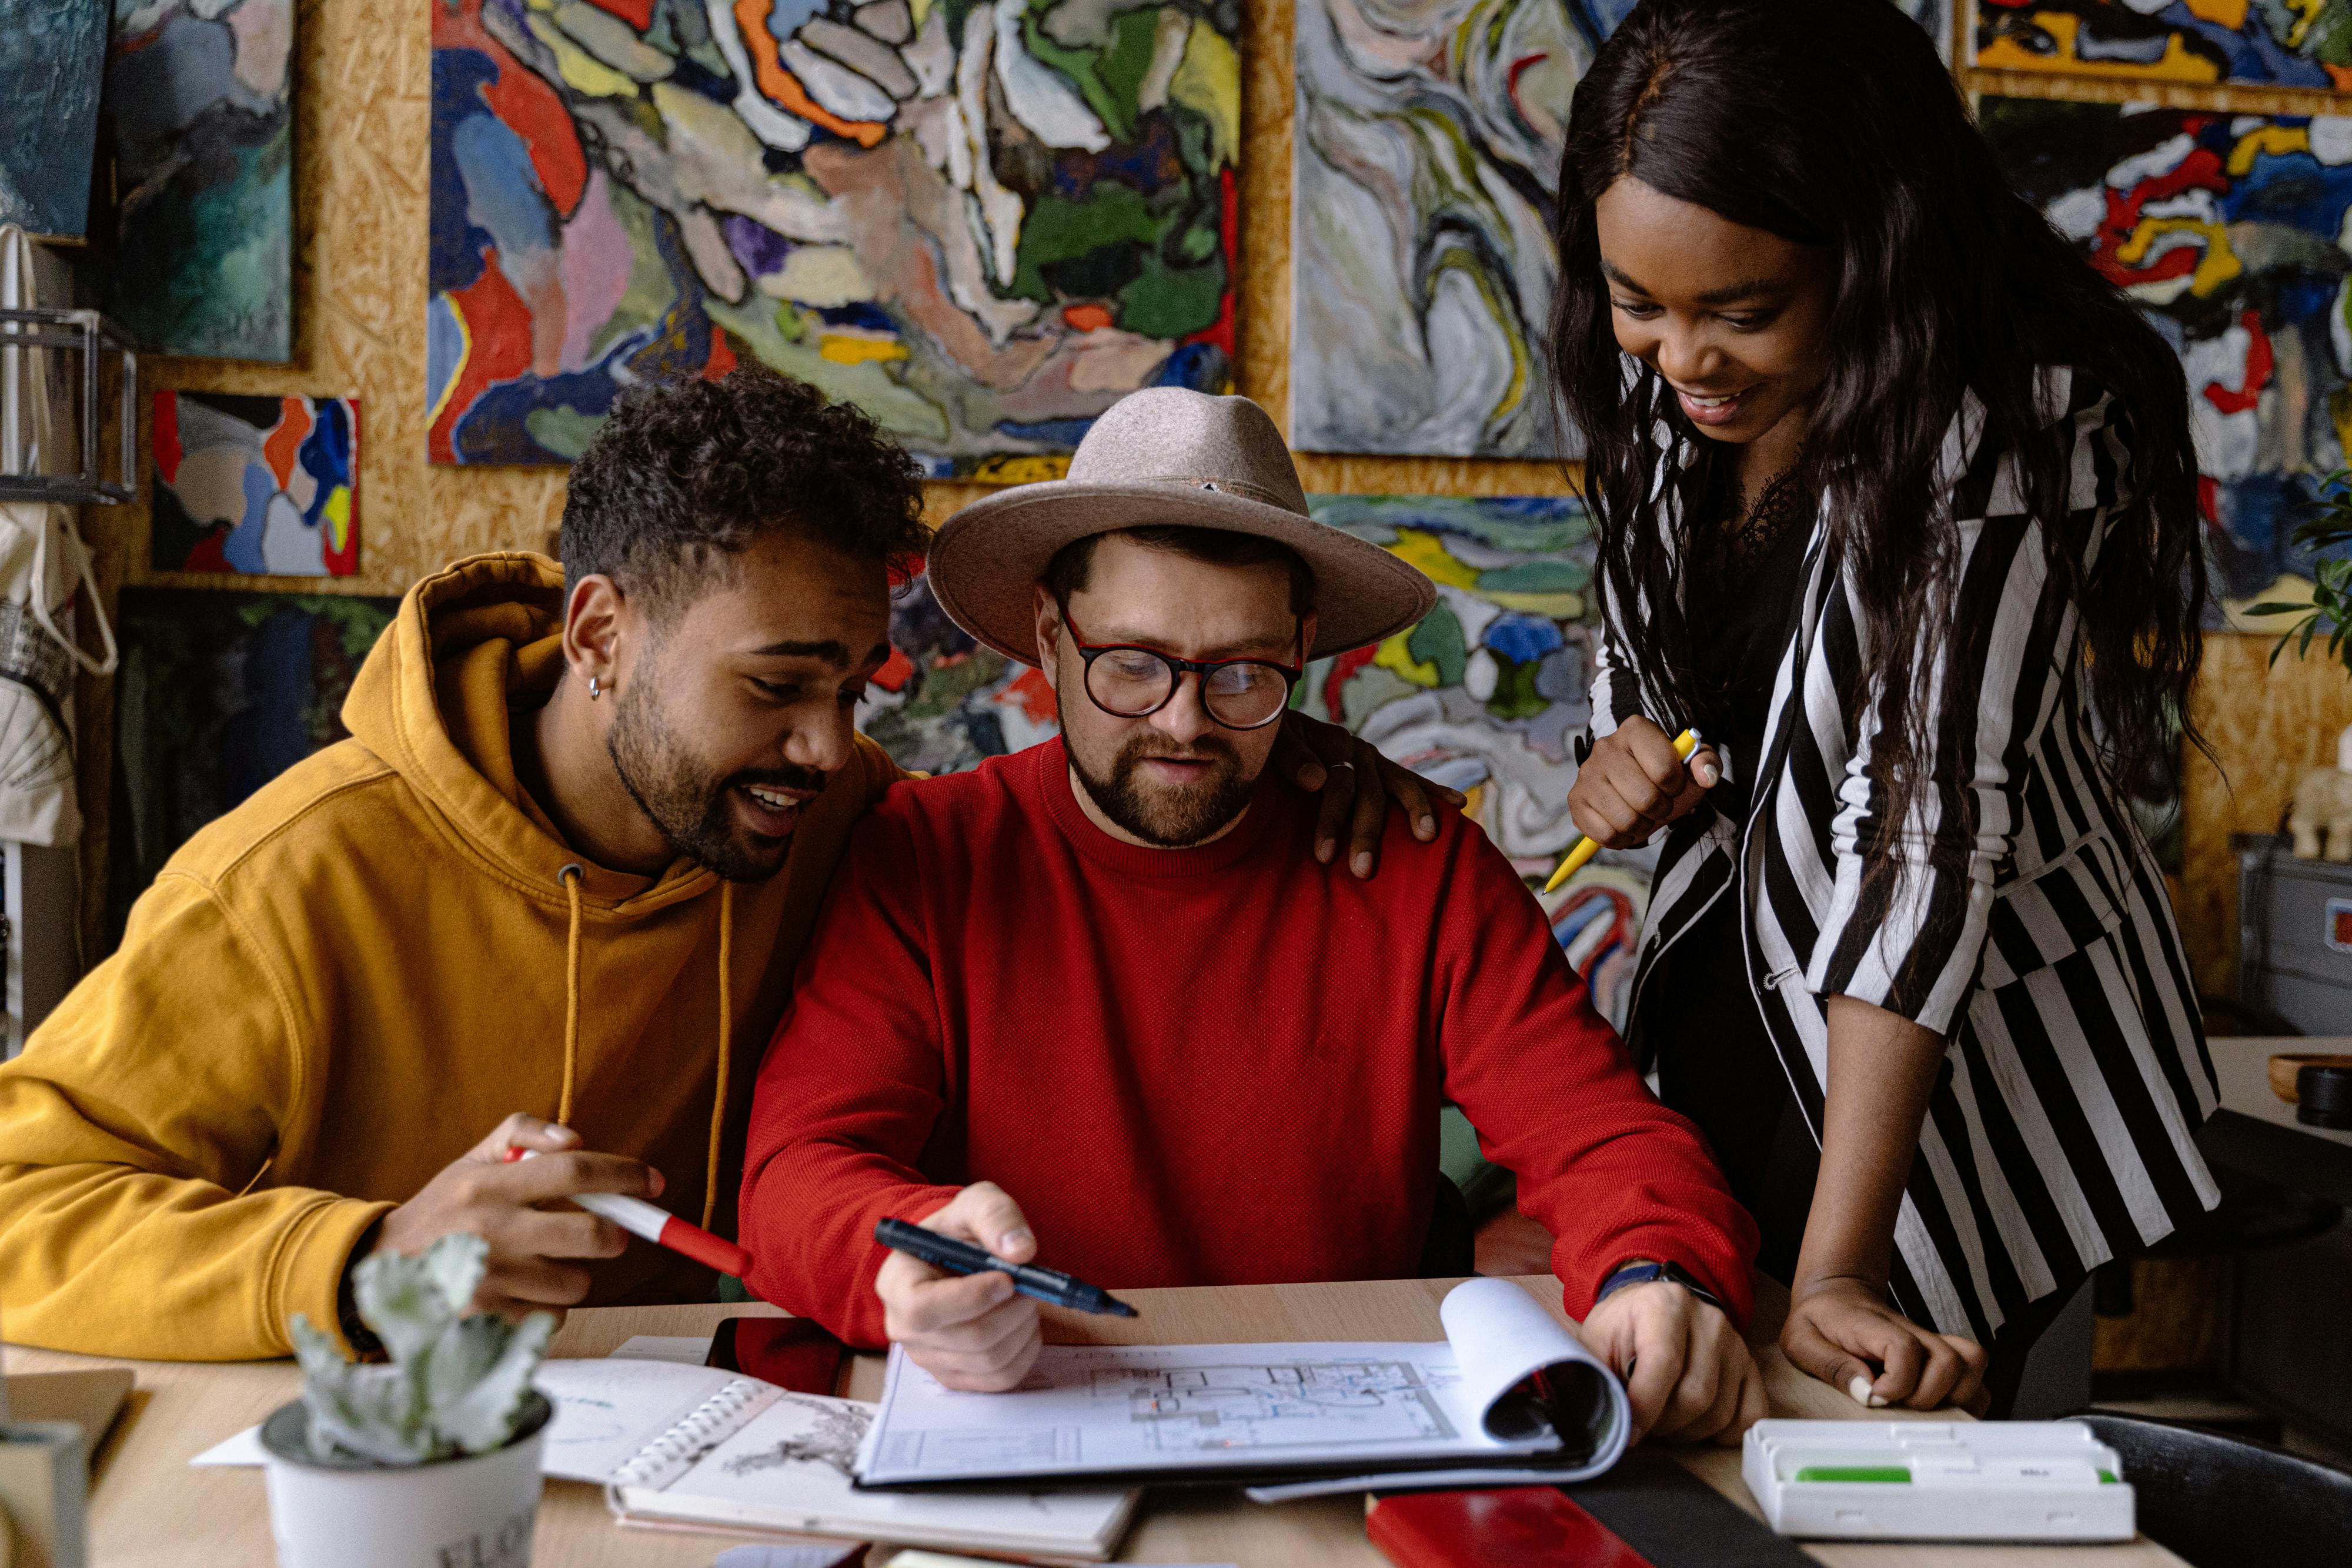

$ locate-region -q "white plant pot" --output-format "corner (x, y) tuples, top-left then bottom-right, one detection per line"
(259, 1393), (550, 1568)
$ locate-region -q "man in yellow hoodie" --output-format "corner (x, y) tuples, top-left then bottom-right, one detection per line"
(0, 367), (1446, 1361)
(0, 365), (936, 1360)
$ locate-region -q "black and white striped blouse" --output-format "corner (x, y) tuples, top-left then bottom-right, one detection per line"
(1591, 363), (2220, 1342)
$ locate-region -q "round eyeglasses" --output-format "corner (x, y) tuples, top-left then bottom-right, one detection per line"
(1060, 606), (1303, 731)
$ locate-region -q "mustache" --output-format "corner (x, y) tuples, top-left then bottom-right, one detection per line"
(1118, 735), (1239, 768)
(726, 764), (828, 795)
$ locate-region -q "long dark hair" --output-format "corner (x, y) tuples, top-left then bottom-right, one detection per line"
(1551, 0), (2206, 837)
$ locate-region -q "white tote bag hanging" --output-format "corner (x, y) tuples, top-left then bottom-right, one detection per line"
(0, 222), (116, 848)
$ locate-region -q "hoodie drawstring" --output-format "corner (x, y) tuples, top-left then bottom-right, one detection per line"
(557, 864), (585, 1127)
(552, 864), (738, 1262)
(703, 881), (734, 1235)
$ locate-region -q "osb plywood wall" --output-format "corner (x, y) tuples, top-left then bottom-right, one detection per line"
(69, 0), (2352, 989)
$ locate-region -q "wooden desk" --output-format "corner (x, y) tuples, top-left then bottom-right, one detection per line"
(4, 1276), (2184, 1567)
(2199, 1036), (2352, 1205)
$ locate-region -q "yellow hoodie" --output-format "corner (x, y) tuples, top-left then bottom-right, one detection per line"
(0, 553), (898, 1359)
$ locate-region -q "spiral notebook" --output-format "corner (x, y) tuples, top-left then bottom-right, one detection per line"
(532, 1359), (1135, 1559)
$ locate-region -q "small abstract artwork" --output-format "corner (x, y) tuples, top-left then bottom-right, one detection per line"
(0, 0), (109, 240)
(99, 0), (295, 360)
(429, 0), (1237, 474)
(1982, 99), (2352, 610)
(1975, 0), (2352, 87)
(106, 588), (397, 948)
(151, 391), (358, 577)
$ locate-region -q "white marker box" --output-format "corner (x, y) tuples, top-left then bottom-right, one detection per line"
(1742, 1419), (2134, 1542)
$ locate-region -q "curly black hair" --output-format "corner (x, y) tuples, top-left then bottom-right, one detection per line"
(560, 363), (927, 615)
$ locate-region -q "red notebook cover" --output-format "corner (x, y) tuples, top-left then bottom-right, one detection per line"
(1368, 1487), (1659, 1568)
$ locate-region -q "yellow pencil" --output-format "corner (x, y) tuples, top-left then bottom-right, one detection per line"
(1542, 728), (1704, 894)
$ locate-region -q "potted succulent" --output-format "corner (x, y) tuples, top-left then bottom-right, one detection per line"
(259, 1234), (555, 1568)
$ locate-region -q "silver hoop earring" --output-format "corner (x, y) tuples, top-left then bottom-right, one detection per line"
(587, 676), (601, 699)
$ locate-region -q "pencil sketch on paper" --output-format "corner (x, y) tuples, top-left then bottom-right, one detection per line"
(719, 1393), (871, 1482)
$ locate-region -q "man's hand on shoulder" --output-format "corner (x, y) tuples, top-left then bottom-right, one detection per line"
(1273, 711), (1464, 878)
(359, 1114), (657, 1323)
(876, 1182), (1044, 1392)
(1579, 1272), (1766, 1447)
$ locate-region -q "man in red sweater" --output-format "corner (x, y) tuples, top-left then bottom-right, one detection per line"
(742, 390), (1765, 1445)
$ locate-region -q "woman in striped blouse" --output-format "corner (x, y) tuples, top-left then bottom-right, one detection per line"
(1551, 0), (2219, 1417)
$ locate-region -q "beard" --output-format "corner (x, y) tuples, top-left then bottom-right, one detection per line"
(1061, 686), (1258, 848)
(605, 677), (823, 883)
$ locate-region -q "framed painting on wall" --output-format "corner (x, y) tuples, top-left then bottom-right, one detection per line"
(428, 0), (1238, 475)
(0, 0), (109, 240)
(1982, 98), (2352, 613)
(151, 391), (359, 577)
(1974, 0), (2352, 88)
(99, 0), (295, 361)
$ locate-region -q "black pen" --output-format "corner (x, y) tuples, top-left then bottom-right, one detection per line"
(874, 1217), (1140, 1318)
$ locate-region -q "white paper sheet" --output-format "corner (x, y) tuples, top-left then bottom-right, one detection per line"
(188, 1353), (749, 1477)
(856, 1278), (1630, 1489)
(189, 1426), (269, 1467)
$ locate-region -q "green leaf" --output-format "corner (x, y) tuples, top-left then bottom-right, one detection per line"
(352, 1246), (460, 1366)
(420, 1232), (492, 1317)
(429, 1312), (554, 1456)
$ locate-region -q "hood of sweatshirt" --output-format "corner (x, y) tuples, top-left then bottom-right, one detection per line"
(343, 550), (723, 914)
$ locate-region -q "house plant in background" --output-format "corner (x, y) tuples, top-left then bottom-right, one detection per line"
(2252, 498), (2352, 860)
(260, 1234), (554, 1568)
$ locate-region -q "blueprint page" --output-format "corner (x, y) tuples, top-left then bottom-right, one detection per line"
(858, 1340), (1561, 1484)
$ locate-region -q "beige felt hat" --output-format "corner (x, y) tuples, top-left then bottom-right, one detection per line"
(927, 389), (1436, 666)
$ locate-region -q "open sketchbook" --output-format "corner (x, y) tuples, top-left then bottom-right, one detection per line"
(856, 1279), (1631, 1495)
(531, 1358), (1135, 1559)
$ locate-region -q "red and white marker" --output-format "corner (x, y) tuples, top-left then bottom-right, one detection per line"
(503, 1146), (753, 1278)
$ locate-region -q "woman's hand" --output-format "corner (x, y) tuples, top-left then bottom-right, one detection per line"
(1274, 711), (1466, 877)
(1567, 716), (1722, 848)
(1782, 1275), (1990, 1415)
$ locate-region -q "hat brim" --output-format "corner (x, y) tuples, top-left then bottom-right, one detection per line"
(926, 480), (1437, 666)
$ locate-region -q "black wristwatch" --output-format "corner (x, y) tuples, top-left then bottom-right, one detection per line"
(1595, 1258), (1725, 1316)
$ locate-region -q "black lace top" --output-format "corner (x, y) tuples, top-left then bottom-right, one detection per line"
(1682, 457), (1815, 817)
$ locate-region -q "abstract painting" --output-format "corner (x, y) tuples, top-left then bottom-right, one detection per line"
(0, 0), (109, 240)
(151, 392), (358, 576)
(1288, 1), (1951, 460)
(429, 0), (1238, 475)
(1981, 99), (2352, 610)
(1975, 0), (2352, 87)
(1289, 0), (1602, 460)
(857, 492), (1650, 1018)
(99, 0), (295, 361)
(106, 589), (397, 948)
(1905, 0), (1953, 60)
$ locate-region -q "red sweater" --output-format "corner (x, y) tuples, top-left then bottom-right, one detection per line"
(741, 739), (1755, 1347)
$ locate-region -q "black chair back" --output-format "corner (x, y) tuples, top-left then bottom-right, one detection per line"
(2069, 1413), (2352, 1566)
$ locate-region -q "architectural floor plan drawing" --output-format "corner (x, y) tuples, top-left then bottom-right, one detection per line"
(1094, 1360), (1459, 1451)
